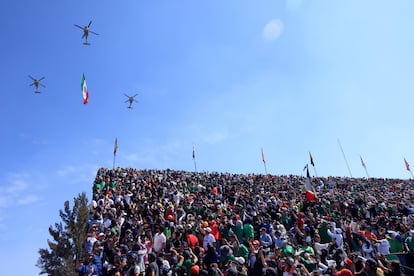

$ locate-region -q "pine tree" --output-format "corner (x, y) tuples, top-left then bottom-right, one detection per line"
(37, 192), (89, 275)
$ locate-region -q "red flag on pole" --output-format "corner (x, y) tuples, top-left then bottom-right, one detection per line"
(404, 158), (411, 171)
(261, 148), (266, 164)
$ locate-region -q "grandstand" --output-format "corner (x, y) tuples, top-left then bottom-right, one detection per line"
(84, 167), (414, 275)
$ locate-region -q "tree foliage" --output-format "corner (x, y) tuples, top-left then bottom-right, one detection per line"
(37, 192), (89, 275)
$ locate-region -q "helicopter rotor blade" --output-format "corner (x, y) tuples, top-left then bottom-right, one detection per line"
(30, 83), (34, 86)
(124, 93), (130, 98)
(38, 77), (45, 81)
(89, 31), (99, 35)
(28, 75), (36, 80)
(40, 84), (46, 88)
(133, 94), (138, 98)
(82, 34), (86, 39)
(88, 21), (92, 27)
(124, 99), (130, 103)
(74, 24), (84, 30)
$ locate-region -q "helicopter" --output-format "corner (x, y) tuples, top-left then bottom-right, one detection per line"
(74, 21), (99, 45)
(124, 93), (139, 109)
(28, 75), (45, 93)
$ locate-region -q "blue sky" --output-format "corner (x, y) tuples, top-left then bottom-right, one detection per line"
(1, 0), (414, 274)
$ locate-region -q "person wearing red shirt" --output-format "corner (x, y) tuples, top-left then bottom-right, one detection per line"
(186, 228), (199, 251)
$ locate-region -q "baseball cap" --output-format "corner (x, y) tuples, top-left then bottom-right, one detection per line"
(235, 256), (245, 265)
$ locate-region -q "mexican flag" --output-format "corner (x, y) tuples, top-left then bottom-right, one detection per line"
(81, 73), (89, 104)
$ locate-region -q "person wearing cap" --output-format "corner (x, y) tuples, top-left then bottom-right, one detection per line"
(190, 264), (200, 276)
(327, 226), (344, 248)
(202, 227), (216, 251)
(299, 252), (317, 274)
(77, 252), (99, 276)
(236, 259), (248, 276)
(145, 252), (160, 276)
(355, 258), (384, 276)
(124, 252), (141, 276)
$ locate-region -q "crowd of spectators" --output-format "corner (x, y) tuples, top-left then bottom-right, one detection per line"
(77, 168), (414, 276)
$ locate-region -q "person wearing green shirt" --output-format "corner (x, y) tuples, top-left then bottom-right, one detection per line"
(405, 230), (414, 253)
(242, 218), (254, 242)
(318, 221), (332, 244)
(281, 240), (296, 258)
(404, 230), (414, 268)
(237, 243), (249, 261)
(386, 232), (404, 262)
(299, 253), (317, 273)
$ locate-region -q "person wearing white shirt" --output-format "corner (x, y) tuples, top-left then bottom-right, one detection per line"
(327, 227), (344, 248)
(203, 227), (216, 251)
(153, 224), (166, 254)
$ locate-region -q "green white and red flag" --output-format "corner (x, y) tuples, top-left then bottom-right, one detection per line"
(81, 73), (89, 104)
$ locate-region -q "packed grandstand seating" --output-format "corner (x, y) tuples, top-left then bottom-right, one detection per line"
(80, 168), (414, 275)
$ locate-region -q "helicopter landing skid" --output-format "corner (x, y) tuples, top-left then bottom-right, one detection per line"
(83, 42), (91, 45)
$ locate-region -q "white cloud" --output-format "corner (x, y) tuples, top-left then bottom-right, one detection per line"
(5, 178), (27, 194)
(17, 195), (40, 205)
(0, 172), (38, 209)
(262, 19), (284, 41)
(17, 195), (41, 205)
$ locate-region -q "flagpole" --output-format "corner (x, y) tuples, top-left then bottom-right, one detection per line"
(404, 158), (413, 179)
(363, 166), (370, 178)
(309, 152), (318, 177)
(113, 138), (118, 170)
(360, 155), (370, 178)
(261, 148), (268, 175)
(337, 139), (353, 177)
(192, 144), (197, 172)
(312, 166), (318, 177)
